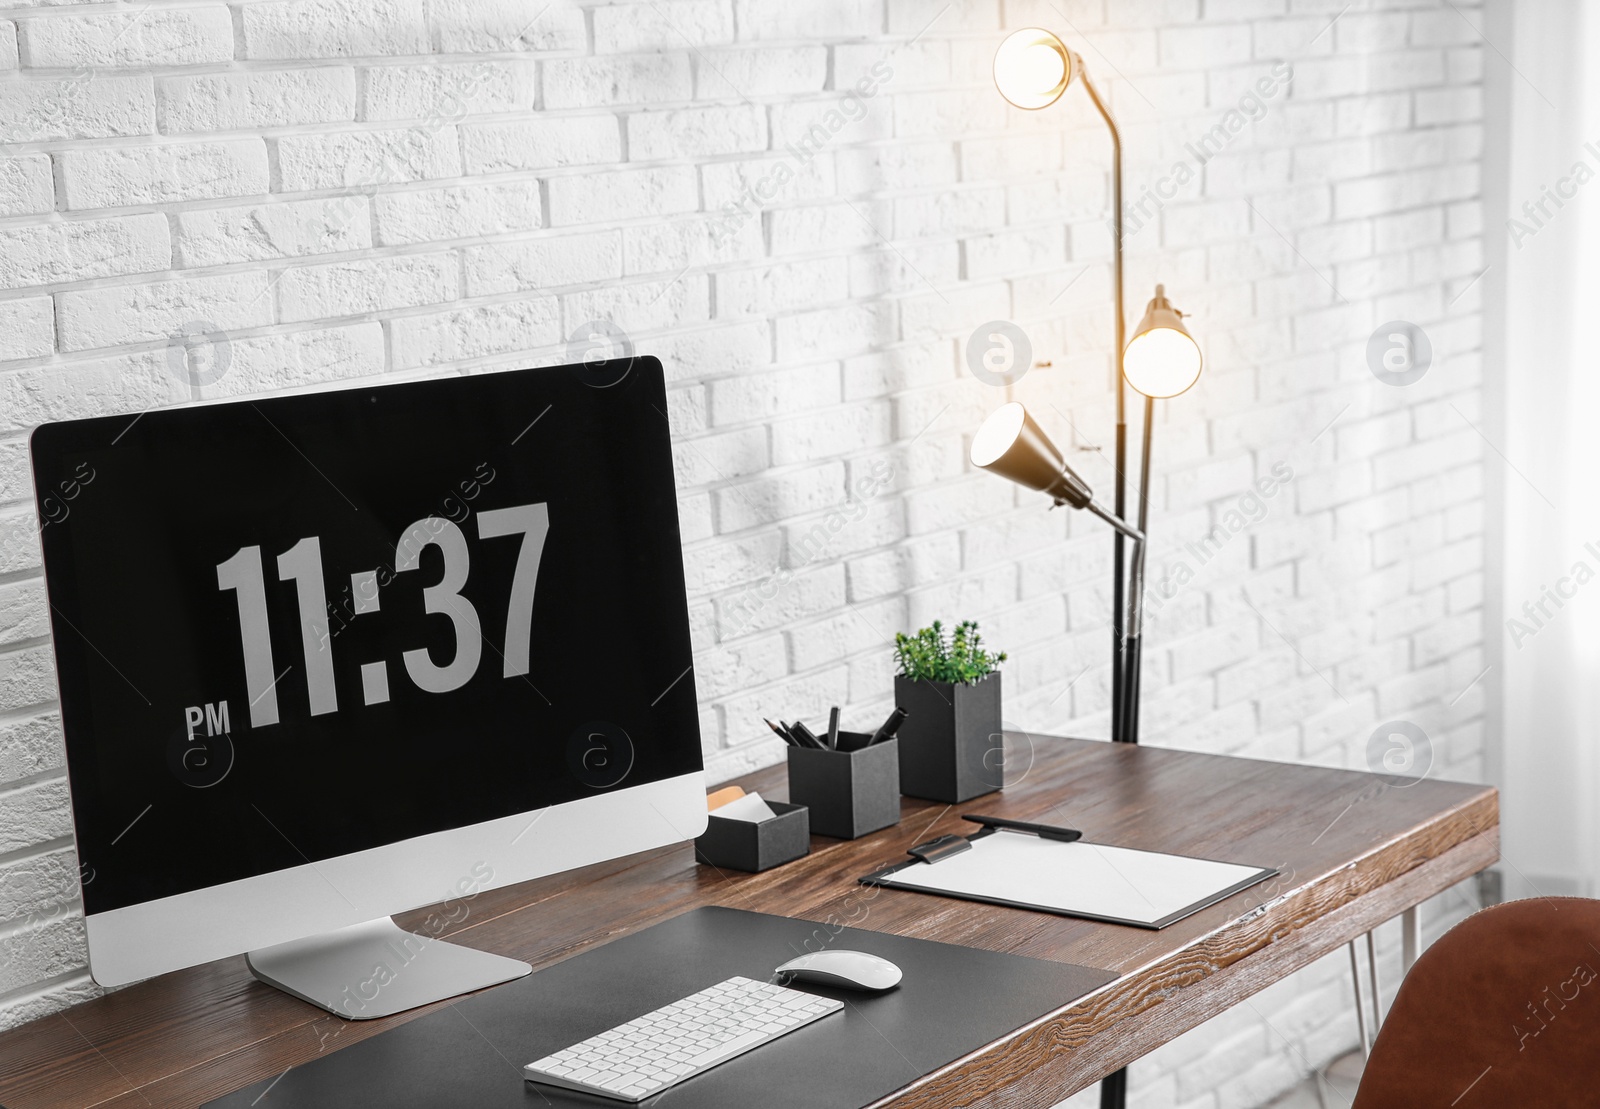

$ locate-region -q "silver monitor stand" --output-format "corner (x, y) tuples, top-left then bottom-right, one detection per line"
(246, 917), (532, 1020)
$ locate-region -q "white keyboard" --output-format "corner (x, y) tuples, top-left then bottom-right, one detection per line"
(522, 975), (842, 1102)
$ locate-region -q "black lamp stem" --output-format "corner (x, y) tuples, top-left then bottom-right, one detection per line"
(1123, 396), (1156, 741)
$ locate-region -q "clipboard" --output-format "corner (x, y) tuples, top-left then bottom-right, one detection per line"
(861, 815), (1278, 930)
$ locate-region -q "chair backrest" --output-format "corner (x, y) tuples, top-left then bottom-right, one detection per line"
(1353, 897), (1600, 1108)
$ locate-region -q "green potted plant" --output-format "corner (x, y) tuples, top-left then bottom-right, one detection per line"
(892, 620), (1006, 802)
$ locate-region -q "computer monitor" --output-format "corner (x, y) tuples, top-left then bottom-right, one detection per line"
(31, 357), (707, 1018)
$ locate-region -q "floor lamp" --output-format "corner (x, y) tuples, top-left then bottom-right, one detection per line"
(988, 30), (1204, 1109)
(992, 27), (1135, 749)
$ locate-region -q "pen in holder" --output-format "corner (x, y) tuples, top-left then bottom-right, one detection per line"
(787, 736), (901, 840)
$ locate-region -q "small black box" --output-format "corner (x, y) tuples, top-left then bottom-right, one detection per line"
(694, 800), (810, 872)
(787, 737), (901, 839)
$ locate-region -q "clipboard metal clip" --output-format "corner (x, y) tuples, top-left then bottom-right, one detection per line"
(907, 834), (972, 864)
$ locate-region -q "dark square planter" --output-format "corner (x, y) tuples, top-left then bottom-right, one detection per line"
(694, 800), (809, 873)
(894, 672), (1003, 803)
(787, 737), (901, 839)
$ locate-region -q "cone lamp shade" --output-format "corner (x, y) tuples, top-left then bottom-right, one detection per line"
(970, 402), (1092, 509)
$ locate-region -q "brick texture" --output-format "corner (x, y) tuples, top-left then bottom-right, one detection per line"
(0, 3), (1487, 1106)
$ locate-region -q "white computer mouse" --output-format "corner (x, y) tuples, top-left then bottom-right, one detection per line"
(774, 949), (903, 992)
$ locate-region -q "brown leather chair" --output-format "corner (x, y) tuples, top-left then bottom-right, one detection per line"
(1352, 897), (1600, 1108)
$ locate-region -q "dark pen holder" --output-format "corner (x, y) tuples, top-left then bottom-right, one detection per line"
(694, 801), (810, 873)
(786, 737), (901, 840)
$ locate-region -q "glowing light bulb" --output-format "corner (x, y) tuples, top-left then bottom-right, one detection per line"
(1123, 285), (1203, 399)
(994, 28), (1073, 110)
(1124, 328), (1202, 399)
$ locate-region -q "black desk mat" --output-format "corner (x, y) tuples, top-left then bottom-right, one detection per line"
(207, 906), (1116, 1109)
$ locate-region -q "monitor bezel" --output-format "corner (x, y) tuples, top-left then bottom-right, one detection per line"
(30, 358), (709, 987)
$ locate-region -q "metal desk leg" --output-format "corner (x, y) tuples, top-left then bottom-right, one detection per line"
(1100, 1065), (1127, 1108)
(1365, 929), (1382, 1028)
(1401, 905), (1420, 971)
(1348, 940), (1370, 1057)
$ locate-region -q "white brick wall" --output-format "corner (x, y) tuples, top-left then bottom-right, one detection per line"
(0, 1), (1488, 1105)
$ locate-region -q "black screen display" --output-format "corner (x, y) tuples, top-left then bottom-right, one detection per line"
(31, 359), (701, 916)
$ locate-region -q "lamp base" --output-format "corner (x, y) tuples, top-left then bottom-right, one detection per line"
(1100, 1065), (1128, 1108)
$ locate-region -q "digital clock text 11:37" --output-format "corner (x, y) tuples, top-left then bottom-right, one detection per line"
(195, 504), (549, 736)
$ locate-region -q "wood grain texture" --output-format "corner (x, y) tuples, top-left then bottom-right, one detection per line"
(0, 736), (1497, 1109)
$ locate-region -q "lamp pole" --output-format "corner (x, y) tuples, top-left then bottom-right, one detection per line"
(1123, 395), (1154, 737)
(1076, 66), (1131, 748)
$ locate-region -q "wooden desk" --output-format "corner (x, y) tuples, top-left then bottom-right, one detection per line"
(0, 736), (1497, 1108)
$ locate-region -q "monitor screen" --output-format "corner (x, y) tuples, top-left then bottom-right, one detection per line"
(32, 359), (701, 918)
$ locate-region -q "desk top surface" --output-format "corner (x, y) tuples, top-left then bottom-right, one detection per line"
(0, 735), (1498, 1109)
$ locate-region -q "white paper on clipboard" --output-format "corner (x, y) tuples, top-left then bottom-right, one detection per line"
(871, 830), (1276, 929)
